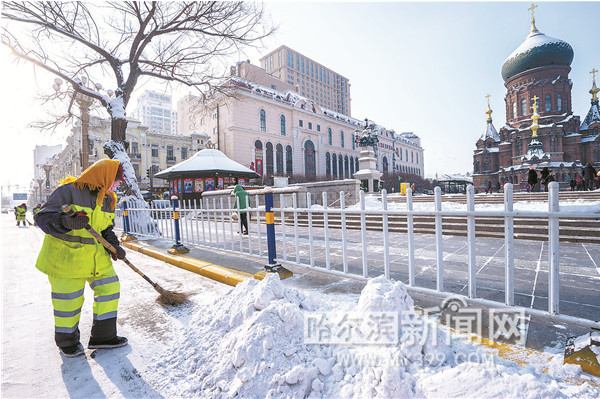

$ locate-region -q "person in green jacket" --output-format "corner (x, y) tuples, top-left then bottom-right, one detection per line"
(233, 184), (249, 235)
(34, 159), (128, 358)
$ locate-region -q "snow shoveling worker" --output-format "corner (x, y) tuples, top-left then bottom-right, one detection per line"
(34, 159), (128, 358)
(15, 203), (27, 226)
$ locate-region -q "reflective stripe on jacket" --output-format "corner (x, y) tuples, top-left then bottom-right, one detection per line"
(35, 183), (116, 278)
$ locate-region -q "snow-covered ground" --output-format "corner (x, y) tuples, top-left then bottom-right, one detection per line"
(2, 214), (600, 398)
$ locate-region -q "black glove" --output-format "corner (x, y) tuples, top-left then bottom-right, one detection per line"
(110, 245), (126, 261)
(60, 211), (89, 230)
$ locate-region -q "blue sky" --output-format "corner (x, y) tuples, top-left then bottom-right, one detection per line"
(1, 1), (599, 190)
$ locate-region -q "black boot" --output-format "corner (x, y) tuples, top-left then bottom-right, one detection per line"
(88, 336), (128, 349)
(59, 343), (85, 358)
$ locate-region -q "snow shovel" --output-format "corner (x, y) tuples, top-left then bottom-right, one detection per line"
(61, 205), (188, 306)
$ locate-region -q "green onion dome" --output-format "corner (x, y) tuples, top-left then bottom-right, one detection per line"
(501, 28), (573, 82)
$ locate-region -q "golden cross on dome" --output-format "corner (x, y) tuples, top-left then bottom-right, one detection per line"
(485, 93), (491, 106)
(528, 3), (538, 32)
(591, 68), (598, 83)
(531, 95), (539, 113)
(528, 3), (537, 20)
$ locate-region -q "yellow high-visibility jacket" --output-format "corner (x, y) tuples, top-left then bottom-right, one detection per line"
(15, 206), (26, 221)
(35, 183), (116, 278)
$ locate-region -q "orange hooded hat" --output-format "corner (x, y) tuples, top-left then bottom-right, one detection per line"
(60, 159), (122, 210)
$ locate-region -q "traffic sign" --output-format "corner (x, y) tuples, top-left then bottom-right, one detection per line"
(13, 193), (27, 201)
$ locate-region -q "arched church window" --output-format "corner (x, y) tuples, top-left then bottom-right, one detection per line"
(352, 134), (355, 150)
(474, 160), (480, 173)
(286, 145), (293, 175)
(325, 152), (331, 176)
(328, 128), (332, 145)
(266, 142), (274, 175)
(551, 136), (556, 152)
(521, 99), (527, 116)
(259, 109), (266, 132)
(255, 140), (263, 176)
(355, 158), (359, 172)
(339, 155), (343, 178)
(545, 95), (551, 112)
(340, 131), (345, 148)
(276, 144), (284, 174)
(280, 115), (286, 136)
(304, 140), (316, 177)
(332, 153), (338, 178)
(557, 94), (562, 111)
(344, 155), (349, 177)
(383, 156), (389, 174)
(512, 102), (517, 119)
(517, 139), (522, 155)
(350, 156), (355, 175)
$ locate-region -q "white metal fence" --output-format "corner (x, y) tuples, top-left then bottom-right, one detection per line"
(115, 182), (600, 327)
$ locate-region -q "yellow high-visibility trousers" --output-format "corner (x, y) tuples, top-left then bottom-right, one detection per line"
(48, 269), (120, 348)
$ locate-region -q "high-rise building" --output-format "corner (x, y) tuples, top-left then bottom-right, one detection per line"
(260, 45), (351, 116)
(133, 90), (178, 135)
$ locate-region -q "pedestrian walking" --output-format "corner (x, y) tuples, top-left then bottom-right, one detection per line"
(527, 167), (538, 192)
(583, 163), (597, 191)
(540, 167), (551, 192)
(487, 180), (492, 194)
(34, 159), (128, 358)
(569, 177), (577, 191)
(233, 184), (250, 235)
(15, 203), (27, 226)
(576, 175), (583, 191)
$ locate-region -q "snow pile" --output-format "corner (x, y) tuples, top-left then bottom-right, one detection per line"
(148, 275), (600, 398)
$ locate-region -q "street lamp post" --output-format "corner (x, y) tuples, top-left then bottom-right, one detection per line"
(42, 164), (53, 201)
(36, 178), (44, 203)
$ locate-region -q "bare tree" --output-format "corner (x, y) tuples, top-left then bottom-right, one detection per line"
(1, 1), (274, 199)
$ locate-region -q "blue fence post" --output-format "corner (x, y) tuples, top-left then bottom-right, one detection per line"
(121, 200), (136, 242)
(168, 195), (190, 254)
(255, 188), (292, 280)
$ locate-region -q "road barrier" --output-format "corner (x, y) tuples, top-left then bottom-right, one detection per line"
(115, 182), (600, 327)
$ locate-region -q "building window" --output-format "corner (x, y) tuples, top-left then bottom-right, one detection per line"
(254, 140), (263, 176)
(545, 94), (552, 112)
(259, 109), (266, 132)
(308, 122), (312, 130)
(340, 131), (344, 148)
(181, 147), (188, 160)
(151, 144), (159, 157)
(286, 145), (293, 175)
(383, 156), (389, 174)
(332, 153), (338, 178)
(299, 119), (303, 127)
(317, 125), (320, 132)
(167, 145), (174, 161)
(276, 144), (284, 174)
(325, 152), (331, 176)
(352, 134), (355, 150)
(355, 157), (359, 172)
(557, 94), (562, 111)
(521, 99), (527, 116)
(339, 155), (343, 179)
(328, 128), (332, 145)
(304, 140), (316, 177)
(280, 115), (286, 136)
(266, 142), (274, 175)
(512, 102), (517, 119)
(350, 156), (355, 175)
(344, 155), (349, 178)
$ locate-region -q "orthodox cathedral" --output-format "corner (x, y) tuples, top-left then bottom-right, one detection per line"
(472, 5), (600, 191)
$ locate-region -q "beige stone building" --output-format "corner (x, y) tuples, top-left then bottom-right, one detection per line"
(177, 62), (424, 182)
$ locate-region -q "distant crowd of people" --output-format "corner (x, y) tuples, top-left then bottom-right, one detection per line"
(485, 163), (599, 193)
